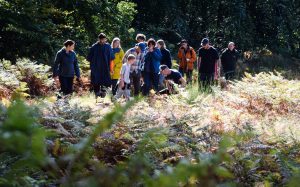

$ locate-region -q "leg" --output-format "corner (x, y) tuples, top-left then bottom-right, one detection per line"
(132, 72), (141, 96)
(115, 87), (124, 100)
(59, 76), (66, 95)
(93, 84), (100, 97)
(59, 76), (73, 95)
(65, 77), (74, 95)
(179, 68), (185, 78)
(186, 70), (193, 84)
(111, 79), (118, 95)
(142, 72), (151, 96)
(124, 84), (131, 100)
(152, 72), (159, 92)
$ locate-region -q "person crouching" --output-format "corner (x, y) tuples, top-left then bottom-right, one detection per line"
(114, 54), (136, 101)
(159, 65), (186, 94)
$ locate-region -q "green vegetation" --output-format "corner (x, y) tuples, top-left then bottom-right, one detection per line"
(0, 1), (300, 186)
(0, 72), (300, 186)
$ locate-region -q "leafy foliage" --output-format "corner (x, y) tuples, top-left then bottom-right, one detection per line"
(133, 0), (300, 57)
(0, 0), (137, 63)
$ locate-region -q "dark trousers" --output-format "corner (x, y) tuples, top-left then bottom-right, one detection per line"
(179, 68), (193, 84)
(198, 73), (214, 91)
(59, 76), (74, 95)
(130, 71), (141, 96)
(224, 71), (235, 80)
(111, 79), (118, 95)
(93, 84), (107, 98)
(142, 72), (159, 96)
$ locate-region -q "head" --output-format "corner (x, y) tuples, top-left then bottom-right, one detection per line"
(135, 42), (146, 53)
(157, 39), (166, 49)
(160, 65), (171, 76)
(98, 33), (107, 44)
(136, 33), (146, 43)
(201, 38), (210, 49)
(147, 38), (156, 50)
(180, 39), (188, 49)
(64, 40), (75, 51)
(228, 42), (235, 51)
(111, 37), (121, 48)
(127, 54), (136, 65)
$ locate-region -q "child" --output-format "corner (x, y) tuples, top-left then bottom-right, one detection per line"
(114, 54), (136, 100)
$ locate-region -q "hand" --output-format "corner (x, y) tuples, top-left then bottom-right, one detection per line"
(76, 77), (82, 82)
(53, 76), (60, 88)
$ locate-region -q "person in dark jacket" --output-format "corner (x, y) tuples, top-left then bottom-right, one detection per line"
(53, 40), (81, 95)
(142, 38), (162, 95)
(221, 42), (238, 80)
(197, 38), (219, 90)
(87, 33), (114, 98)
(157, 39), (172, 68)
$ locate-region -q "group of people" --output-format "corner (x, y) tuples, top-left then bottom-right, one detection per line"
(53, 33), (238, 100)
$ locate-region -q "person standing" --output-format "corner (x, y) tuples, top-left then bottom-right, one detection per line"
(177, 39), (197, 84)
(110, 37), (124, 95)
(87, 33), (114, 98)
(197, 38), (219, 90)
(136, 33), (147, 44)
(122, 42), (146, 96)
(221, 42), (238, 80)
(157, 39), (172, 68)
(114, 54), (136, 101)
(142, 38), (162, 95)
(53, 40), (81, 95)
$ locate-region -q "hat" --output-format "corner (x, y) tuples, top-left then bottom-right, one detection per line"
(98, 33), (107, 39)
(201, 38), (209, 46)
(178, 39), (188, 45)
(136, 42), (146, 52)
(160, 65), (168, 71)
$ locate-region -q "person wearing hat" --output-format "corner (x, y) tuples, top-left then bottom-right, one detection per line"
(122, 42), (146, 96)
(87, 33), (115, 98)
(197, 38), (219, 90)
(221, 42), (239, 80)
(177, 39), (197, 84)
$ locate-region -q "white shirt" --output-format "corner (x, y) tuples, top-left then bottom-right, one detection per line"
(121, 63), (131, 84)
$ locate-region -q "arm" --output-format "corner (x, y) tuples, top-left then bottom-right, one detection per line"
(109, 46), (115, 61)
(197, 57), (201, 70)
(178, 49), (183, 58)
(179, 77), (186, 87)
(122, 49), (130, 64)
(214, 51), (220, 79)
(53, 51), (61, 78)
(87, 46), (93, 63)
(73, 53), (81, 78)
(166, 50), (172, 68)
(190, 49), (197, 63)
(152, 48), (162, 61)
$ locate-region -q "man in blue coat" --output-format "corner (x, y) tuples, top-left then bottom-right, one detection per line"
(87, 33), (114, 97)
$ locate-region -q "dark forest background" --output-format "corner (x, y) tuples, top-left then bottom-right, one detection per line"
(0, 0), (299, 64)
